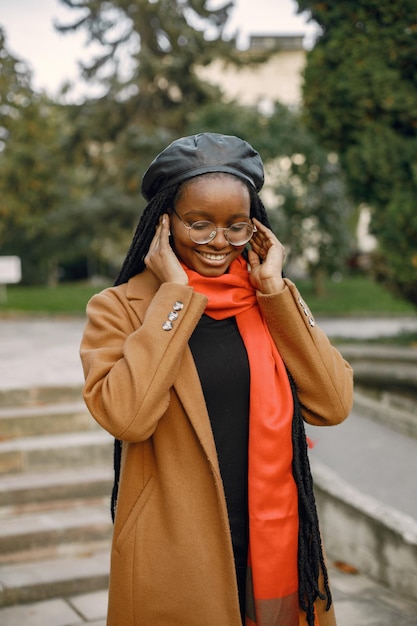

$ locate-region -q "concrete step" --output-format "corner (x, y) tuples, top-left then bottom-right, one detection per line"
(0, 430), (114, 475)
(311, 457), (417, 605)
(2, 565), (417, 626)
(307, 408), (417, 604)
(0, 466), (113, 507)
(0, 385), (84, 409)
(0, 548), (110, 607)
(0, 386), (115, 609)
(0, 401), (98, 441)
(0, 588), (108, 626)
(339, 344), (417, 395)
(0, 499), (112, 560)
(353, 390), (417, 440)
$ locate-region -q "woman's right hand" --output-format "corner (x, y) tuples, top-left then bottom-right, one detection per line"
(144, 214), (188, 285)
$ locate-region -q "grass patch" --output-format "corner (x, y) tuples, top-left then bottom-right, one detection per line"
(0, 275), (415, 317)
(296, 276), (415, 316)
(0, 282), (110, 315)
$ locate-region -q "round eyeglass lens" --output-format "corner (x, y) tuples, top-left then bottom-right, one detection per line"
(189, 222), (216, 244)
(227, 223), (254, 245)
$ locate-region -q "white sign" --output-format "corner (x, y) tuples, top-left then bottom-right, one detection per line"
(0, 256), (22, 284)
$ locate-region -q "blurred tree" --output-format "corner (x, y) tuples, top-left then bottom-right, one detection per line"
(0, 28), (78, 284)
(1, 1), (272, 286)
(265, 106), (353, 293)
(297, 0), (417, 304)
(57, 0), (239, 131)
(188, 101), (353, 292)
(52, 0), (261, 280)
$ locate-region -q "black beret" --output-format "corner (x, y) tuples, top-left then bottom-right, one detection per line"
(141, 132), (264, 201)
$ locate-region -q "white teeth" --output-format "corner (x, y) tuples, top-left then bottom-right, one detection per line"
(199, 252), (227, 261)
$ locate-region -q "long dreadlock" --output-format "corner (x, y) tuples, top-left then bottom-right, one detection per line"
(288, 371), (332, 625)
(110, 174), (331, 626)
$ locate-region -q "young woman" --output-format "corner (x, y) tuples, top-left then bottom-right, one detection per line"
(80, 132), (353, 626)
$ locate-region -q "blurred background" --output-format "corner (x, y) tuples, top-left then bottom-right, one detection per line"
(0, 0), (416, 320)
(0, 3), (417, 624)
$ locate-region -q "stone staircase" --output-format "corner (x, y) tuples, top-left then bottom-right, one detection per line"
(0, 386), (113, 609)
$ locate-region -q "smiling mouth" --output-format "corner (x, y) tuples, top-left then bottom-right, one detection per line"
(198, 251), (228, 261)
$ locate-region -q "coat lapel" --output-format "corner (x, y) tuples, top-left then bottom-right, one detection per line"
(125, 270), (221, 477)
(173, 350), (221, 476)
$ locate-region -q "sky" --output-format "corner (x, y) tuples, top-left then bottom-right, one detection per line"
(0, 0), (317, 101)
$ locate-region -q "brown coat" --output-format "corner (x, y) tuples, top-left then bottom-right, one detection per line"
(80, 270), (353, 626)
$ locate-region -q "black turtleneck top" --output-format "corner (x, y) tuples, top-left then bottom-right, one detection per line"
(188, 313), (250, 617)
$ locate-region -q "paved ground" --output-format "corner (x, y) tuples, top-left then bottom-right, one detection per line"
(1, 314), (417, 624)
(2, 315), (417, 391)
(0, 561), (416, 626)
(0, 317), (85, 390)
(306, 407), (417, 521)
(316, 315), (417, 340)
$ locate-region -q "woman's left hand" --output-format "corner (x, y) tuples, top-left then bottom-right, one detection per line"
(247, 218), (286, 294)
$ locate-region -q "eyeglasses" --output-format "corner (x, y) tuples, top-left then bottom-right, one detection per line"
(172, 208), (257, 246)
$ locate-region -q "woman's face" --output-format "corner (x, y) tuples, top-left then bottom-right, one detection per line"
(170, 174), (251, 277)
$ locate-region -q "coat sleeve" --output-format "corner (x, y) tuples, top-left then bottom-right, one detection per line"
(79, 282), (207, 442)
(258, 278), (353, 426)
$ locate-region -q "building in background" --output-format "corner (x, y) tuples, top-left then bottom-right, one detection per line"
(198, 34), (306, 110)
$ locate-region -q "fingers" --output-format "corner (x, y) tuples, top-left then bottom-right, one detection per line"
(251, 218), (279, 243)
(247, 248), (261, 268)
(150, 214), (170, 246)
(251, 218), (283, 260)
(145, 214), (188, 285)
(157, 213), (170, 237)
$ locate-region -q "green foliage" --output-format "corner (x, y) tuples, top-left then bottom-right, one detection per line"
(370, 189), (417, 303)
(264, 105), (353, 286)
(56, 0), (236, 132)
(297, 0), (417, 303)
(0, 29), (84, 284)
(46, 0), (253, 280)
(0, 2), (244, 285)
(0, 4), (353, 288)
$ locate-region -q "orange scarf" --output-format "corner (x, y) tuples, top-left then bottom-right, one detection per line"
(183, 255), (300, 625)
